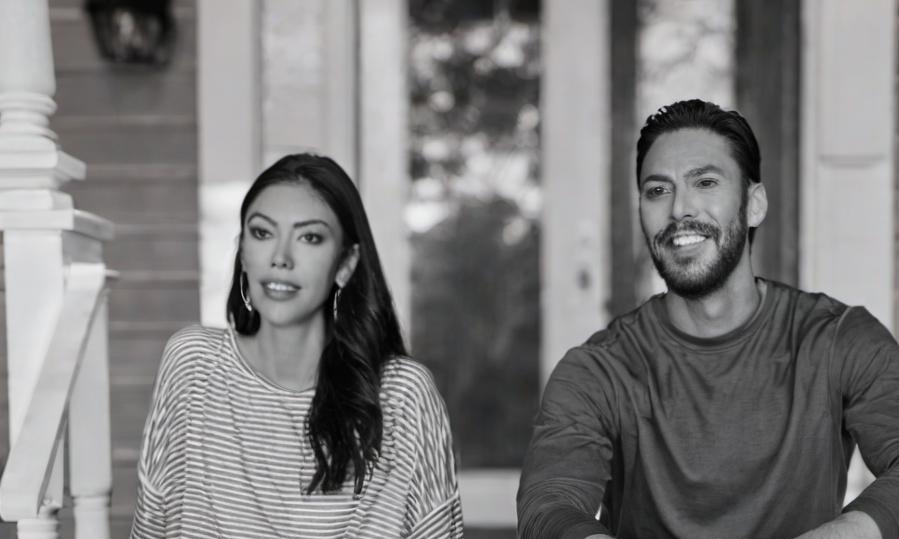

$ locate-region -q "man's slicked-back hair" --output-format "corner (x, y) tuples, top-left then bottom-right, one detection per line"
(635, 99), (761, 187)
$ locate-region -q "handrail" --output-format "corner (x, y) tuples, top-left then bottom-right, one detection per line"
(0, 263), (107, 521)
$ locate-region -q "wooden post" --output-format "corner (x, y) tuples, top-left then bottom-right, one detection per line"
(736, 0), (801, 286)
(0, 0), (114, 537)
(541, 0), (612, 382)
(0, 1), (67, 536)
(324, 0), (359, 179)
(609, 0), (638, 317)
(800, 0), (896, 503)
(800, 0), (896, 330)
(197, 0), (261, 326)
(358, 0), (411, 335)
(68, 293), (112, 539)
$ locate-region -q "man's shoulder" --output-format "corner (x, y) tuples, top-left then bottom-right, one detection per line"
(565, 299), (660, 368)
(765, 279), (850, 325)
(760, 281), (896, 355)
(585, 294), (662, 344)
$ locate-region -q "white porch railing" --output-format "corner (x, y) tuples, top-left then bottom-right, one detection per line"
(0, 1), (116, 538)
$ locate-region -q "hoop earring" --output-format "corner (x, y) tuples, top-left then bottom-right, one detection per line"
(332, 286), (342, 322)
(240, 272), (253, 312)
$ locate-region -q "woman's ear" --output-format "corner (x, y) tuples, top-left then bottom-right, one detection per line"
(335, 244), (360, 288)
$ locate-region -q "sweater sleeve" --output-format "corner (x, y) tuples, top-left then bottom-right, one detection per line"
(130, 327), (197, 539)
(399, 362), (464, 539)
(834, 307), (899, 539)
(517, 346), (616, 539)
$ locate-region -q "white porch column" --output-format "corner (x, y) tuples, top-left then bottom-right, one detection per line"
(358, 0), (411, 335)
(541, 0), (612, 382)
(800, 0), (896, 504)
(0, 0), (113, 537)
(197, 0), (261, 326)
(0, 1), (66, 536)
(68, 294), (112, 539)
(323, 0), (359, 179)
(800, 0), (896, 330)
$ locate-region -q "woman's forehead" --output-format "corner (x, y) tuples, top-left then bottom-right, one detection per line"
(247, 182), (338, 224)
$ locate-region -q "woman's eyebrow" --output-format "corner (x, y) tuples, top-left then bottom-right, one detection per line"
(246, 212), (276, 226)
(292, 219), (332, 230)
(246, 212), (332, 230)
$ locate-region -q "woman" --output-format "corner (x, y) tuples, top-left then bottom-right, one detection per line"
(131, 154), (463, 538)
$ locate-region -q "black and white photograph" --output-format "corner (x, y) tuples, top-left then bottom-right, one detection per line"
(0, 0), (896, 538)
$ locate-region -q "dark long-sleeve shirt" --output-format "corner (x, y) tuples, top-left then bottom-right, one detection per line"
(518, 280), (899, 539)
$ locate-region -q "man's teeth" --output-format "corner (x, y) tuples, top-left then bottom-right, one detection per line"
(672, 234), (707, 247)
(264, 282), (298, 291)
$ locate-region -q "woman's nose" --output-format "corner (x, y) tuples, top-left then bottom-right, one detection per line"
(270, 241), (294, 269)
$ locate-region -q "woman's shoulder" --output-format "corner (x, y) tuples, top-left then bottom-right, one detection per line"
(379, 357), (447, 417)
(155, 325), (230, 386)
(162, 325), (228, 360)
(380, 357), (438, 394)
(379, 358), (456, 478)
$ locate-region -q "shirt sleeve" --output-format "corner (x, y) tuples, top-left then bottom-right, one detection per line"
(130, 328), (195, 539)
(833, 307), (899, 539)
(400, 363), (464, 539)
(517, 345), (616, 539)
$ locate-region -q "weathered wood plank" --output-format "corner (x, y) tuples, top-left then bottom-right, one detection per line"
(53, 123), (197, 165)
(55, 70), (196, 118)
(736, 0), (801, 285)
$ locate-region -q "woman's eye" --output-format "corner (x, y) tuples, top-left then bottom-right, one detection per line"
(249, 227), (271, 239)
(299, 232), (323, 244)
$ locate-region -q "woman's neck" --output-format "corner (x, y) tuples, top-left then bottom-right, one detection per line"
(244, 314), (326, 392)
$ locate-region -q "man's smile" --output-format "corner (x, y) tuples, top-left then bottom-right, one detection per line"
(671, 233), (709, 248)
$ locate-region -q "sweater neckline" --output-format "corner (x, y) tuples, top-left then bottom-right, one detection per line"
(225, 327), (316, 396)
(651, 278), (774, 351)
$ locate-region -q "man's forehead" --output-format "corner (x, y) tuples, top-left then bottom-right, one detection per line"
(639, 128), (739, 181)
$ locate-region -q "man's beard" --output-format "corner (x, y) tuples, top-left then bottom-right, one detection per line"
(643, 194), (749, 300)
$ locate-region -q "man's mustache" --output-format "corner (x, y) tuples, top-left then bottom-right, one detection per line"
(654, 220), (720, 246)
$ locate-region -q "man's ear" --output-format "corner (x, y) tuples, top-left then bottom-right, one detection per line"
(747, 182), (768, 228)
(335, 244), (360, 288)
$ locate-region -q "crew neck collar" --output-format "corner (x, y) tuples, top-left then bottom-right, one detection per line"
(652, 278), (773, 350)
(226, 327), (316, 396)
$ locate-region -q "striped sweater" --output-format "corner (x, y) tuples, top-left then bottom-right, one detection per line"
(131, 326), (464, 538)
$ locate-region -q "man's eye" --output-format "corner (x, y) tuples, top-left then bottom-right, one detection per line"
(644, 186), (668, 199)
(249, 227), (271, 239)
(697, 178), (718, 188)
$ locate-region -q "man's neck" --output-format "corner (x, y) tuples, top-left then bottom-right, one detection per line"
(663, 262), (763, 339)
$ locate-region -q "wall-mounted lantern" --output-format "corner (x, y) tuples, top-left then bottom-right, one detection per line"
(85, 0), (175, 66)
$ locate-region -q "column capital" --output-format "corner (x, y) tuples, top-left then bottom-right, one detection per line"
(0, 144), (86, 190)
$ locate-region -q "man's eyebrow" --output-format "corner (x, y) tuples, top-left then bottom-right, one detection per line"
(246, 212), (332, 230)
(640, 174), (673, 187)
(684, 165), (726, 178)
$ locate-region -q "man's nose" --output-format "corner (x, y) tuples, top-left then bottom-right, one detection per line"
(671, 188), (697, 221)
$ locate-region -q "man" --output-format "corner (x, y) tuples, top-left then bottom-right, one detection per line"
(517, 99), (899, 539)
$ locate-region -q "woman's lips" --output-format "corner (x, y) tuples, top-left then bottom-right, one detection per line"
(260, 280), (300, 300)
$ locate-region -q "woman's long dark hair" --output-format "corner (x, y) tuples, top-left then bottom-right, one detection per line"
(226, 153), (407, 494)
